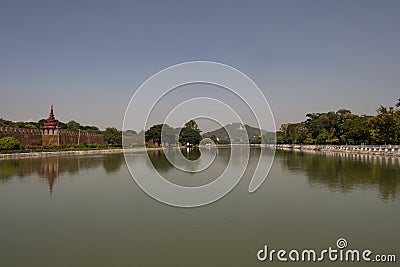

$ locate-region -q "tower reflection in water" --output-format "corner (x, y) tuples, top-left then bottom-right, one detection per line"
(0, 153), (124, 194)
(1, 150), (399, 200)
(39, 158), (59, 195)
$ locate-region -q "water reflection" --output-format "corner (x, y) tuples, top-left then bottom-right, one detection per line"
(103, 153), (124, 174)
(145, 148), (230, 186)
(278, 150), (400, 200)
(1, 150), (399, 200)
(180, 148), (201, 160)
(146, 150), (173, 172)
(146, 148), (227, 173)
(0, 154), (124, 194)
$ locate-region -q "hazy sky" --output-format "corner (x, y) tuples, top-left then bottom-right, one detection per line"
(1, 0), (399, 131)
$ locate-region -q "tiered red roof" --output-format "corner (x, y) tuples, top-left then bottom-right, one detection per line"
(40, 105), (60, 129)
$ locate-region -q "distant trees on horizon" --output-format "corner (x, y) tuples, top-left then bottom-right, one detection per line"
(144, 120), (202, 147)
(0, 118), (101, 134)
(2, 98), (400, 146)
(277, 98), (400, 145)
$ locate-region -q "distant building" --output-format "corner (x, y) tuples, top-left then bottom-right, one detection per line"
(40, 105), (61, 146)
(0, 105), (104, 146)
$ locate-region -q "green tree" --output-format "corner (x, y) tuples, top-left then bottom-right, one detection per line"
(275, 98), (400, 145)
(304, 133), (315, 144)
(0, 137), (21, 150)
(315, 129), (331, 144)
(80, 125), (101, 134)
(59, 121), (68, 129)
(262, 132), (277, 144)
(38, 119), (46, 126)
(279, 123), (309, 144)
(375, 106), (397, 144)
(145, 124), (162, 145)
(103, 127), (122, 146)
(124, 130), (137, 136)
(23, 123), (37, 129)
(145, 124), (177, 146)
(67, 120), (81, 132)
(161, 124), (177, 145)
(340, 115), (372, 144)
(179, 120), (202, 146)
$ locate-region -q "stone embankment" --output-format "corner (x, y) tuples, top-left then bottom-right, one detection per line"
(0, 147), (162, 160)
(274, 144), (400, 157)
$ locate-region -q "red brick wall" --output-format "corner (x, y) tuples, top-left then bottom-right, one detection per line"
(0, 127), (104, 146)
(0, 127), (42, 146)
(59, 130), (104, 145)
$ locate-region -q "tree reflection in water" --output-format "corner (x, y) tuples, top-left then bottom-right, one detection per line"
(1, 150), (399, 200)
(279, 150), (400, 200)
(0, 154), (124, 194)
(145, 148), (202, 173)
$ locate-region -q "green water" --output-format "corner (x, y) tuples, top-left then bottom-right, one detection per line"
(0, 149), (399, 266)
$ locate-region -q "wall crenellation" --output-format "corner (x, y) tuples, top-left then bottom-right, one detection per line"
(0, 127), (104, 146)
(0, 127), (41, 135)
(0, 127), (43, 146)
(1, 106), (104, 146)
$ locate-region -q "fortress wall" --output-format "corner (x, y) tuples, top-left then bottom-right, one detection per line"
(59, 130), (104, 145)
(122, 134), (144, 146)
(0, 127), (104, 146)
(59, 130), (79, 145)
(0, 127), (42, 146)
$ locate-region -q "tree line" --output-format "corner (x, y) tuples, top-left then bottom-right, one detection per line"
(0, 118), (123, 147)
(277, 98), (400, 145)
(144, 120), (202, 147)
(0, 116), (201, 148)
(0, 118), (202, 148)
(0, 118), (101, 134)
(3, 98), (400, 148)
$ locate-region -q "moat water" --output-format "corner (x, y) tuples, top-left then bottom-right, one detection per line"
(0, 149), (399, 266)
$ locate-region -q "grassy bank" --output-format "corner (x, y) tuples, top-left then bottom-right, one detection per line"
(0, 144), (120, 154)
(0, 146), (162, 160)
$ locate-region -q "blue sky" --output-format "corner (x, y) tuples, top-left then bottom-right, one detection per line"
(1, 0), (399, 131)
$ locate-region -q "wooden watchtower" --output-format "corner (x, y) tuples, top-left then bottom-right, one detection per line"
(40, 105), (60, 146)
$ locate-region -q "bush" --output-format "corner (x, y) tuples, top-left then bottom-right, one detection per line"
(0, 137), (21, 150)
(24, 145), (43, 150)
(145, 142), (159, 148)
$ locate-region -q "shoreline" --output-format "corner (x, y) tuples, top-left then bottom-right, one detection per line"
(2, 144), (400, 160)
(273, 144), (400, 157)
(0, 147), (163, 160)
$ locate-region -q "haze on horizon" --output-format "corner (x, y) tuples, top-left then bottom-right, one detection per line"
(1, 0), (400, 132)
